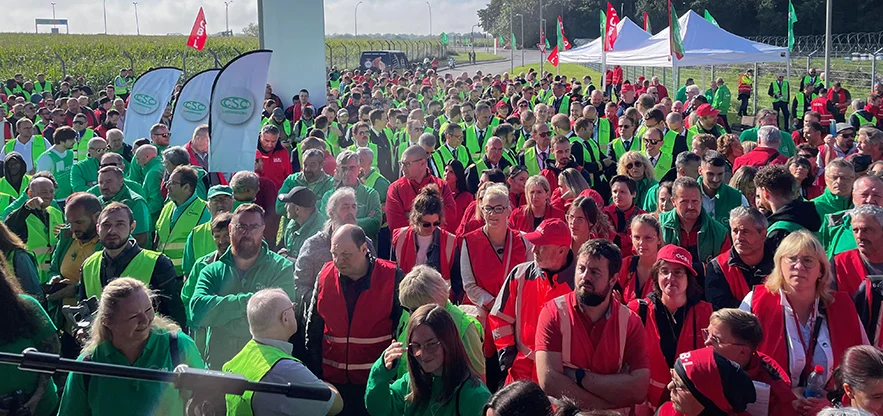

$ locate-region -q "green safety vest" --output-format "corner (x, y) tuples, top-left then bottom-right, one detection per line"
(569, 136), (601, 186)
(0, 193), (11, 215)
(261, 118), (292, 136)
(348, 143), (378, 166)
(74, 129), (96, 163)
(855, 112), (878, 128)
(156, 198), (208, 275)
(647, 152), (673, 181)
(803, 75), (823, 90)
(223, 340), (302, 416)
(42, 149), (74, 200)
(25, 205), (64, 283)
(0, 175), (31, 199)
(770, 80), (790, 103)
(113, 76), (129, 95)
(522, 146), (544, 176)
(610, 137), (636, 161)
(794, 92), (817, 118)
(546, 94), (571, 115)
(190, 222), (215, 264)
(5, 136), (48, 168)
(81, 249), (161, 299)
(464, 125), (493, 161)
(326, 122), (341, 156)
(34, 81), (52, 94)
(436, 144), (470, 167)
(596, 118), (612, 154)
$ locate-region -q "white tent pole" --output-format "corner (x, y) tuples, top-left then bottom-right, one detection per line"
(753, 62), (759, 114)
(601, 49), (607, 93)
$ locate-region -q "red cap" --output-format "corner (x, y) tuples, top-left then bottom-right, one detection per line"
(494, 100), (509, 111)
(695, 103), (721, 117)
(621, 84), (636, 93)
(656, 245), (697, 276)
(523, 218), (571, 247)
(578, 189), (605, 208)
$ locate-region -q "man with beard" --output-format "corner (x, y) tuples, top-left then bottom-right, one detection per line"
(490, 218), (577, 383)
(94, 109), (119, 139)
(190, 204), (295, 369)
(535, 239), (650, 410)
(79, 202), (179, 320)
(155, 165), (211, 277)
(831, 205), (883, 297)
(95, 166), (151, 246)
(276, 148), (334, 219)
(318, 150), (381, 240)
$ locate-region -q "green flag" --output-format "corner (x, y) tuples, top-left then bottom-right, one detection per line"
(499, 35), (505, 46)
(704, 10), (719, 27)
(556, 17), (565, 51)
(670, 1), (685, 59)
(440, 32), (448, 45)
(788, 0), (798, 51)
(544, 37), (551, 50)
(465, 38), (469, 46)
(601, 10), (607, 38)
(511, 33), (517, 51)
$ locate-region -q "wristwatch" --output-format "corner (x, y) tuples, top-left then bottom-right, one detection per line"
(575, 368), (586, 389)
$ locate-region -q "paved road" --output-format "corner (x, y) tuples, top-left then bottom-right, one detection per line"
(441, 49), (546, 76)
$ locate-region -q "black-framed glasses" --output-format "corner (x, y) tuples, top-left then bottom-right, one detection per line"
(421, 220), (441, 228)
(644, 139), (663, 145)
(154, 132), (170, 138)
(625, 162), (642, 170)
(483, 205), (508, 214)
(619, 124), (634, 129)
(537, 131), (551, 137)
(841, 133), (856, 139)
(73, 121), (85, 125)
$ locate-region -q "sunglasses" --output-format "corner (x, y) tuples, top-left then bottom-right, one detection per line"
(73, 121), (85, 125)
(154, 132), (170, 138)
(798, 153), (814, 159)
(626, 162), (642, 170)
(619, 125), (634, 129)
(644, 139), (663, 145)
(421, 220), (442, 228)
(841, 133), (856, 139)
(537, 131), (551, 137)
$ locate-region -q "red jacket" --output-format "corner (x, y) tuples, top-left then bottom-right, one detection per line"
(653, 83), (669, 100)
(451, 191), (474, 230)
(827, 88), (850, 114)
(743, 352), (798, 416)
(392, 226), (457, 281)
(602, 204), (645, 258)
(811, 96), (835, 127)
(316, 259), (397, 385)
(186, 141), (228, 186)
(456, 200), (484, 237)
(628, 297), (712, 406)
(832, 249), (868, 297)
(732, 147), (787, 171)
(257, 143), (292, 190)
(285, 102), (312, 122)
(617, 256), (654, 304)
(509, 202), (566, 233)
(612, 67), (624, 85)
(385, 172), (457, 231)
(605, 70), (613, 84)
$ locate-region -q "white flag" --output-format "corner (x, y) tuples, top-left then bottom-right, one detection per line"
(123, 67), (182, 143)
(208, 50), (272, 173)
(170, 68), (219, 146)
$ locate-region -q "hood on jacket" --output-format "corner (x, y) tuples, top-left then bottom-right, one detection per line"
(767, 198), (822, 231)
(3, 151), (26, 181)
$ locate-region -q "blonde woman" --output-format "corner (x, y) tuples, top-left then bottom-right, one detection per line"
(58, 278), (205, 415)
(617, 151), (658, 208)
(739, 231), (867, 399)
(618, 214), (663, 303)
(509, 175), (565, 232)
(551, 168), (590, 212)
(729, 166), (758, 208)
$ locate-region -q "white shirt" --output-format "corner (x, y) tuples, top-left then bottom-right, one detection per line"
(0, 136), (53, 172)
(740, 290), (869, 387)
(701, 185), (749, 219)
(535, 145), (551, 170)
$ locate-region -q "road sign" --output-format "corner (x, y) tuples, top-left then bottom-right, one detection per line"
(538, 43), (546, 53)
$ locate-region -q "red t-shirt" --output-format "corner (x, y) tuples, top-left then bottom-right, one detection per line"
(535, 294), (650, 372)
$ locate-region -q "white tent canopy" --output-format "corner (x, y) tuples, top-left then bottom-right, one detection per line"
(589, 10), (788, 68)
(559, 17), (651, 64)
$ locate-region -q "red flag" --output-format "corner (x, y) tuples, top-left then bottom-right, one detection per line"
(547, 46), (559, 66)
(643, 11), (651, 32)
(187, 7), (208, 51)
(605, 3), (620, 52)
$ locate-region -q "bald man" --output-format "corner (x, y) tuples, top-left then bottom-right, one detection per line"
(385, 145), (457, 231)
(224, 288), (343, 415)
(465, 136), (511, 194)
(6, 174), (64, 282)
(70, 137), (107, 193)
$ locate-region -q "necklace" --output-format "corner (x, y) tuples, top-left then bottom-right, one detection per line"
(662, 302), (685, 341)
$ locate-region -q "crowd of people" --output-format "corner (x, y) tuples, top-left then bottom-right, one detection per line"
(2, 63), (883, 416)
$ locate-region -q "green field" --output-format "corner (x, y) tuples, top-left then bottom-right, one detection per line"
(451, 51), (506, 64)
(0, 34), (444, 87)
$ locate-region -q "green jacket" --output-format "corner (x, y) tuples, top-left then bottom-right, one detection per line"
(319, 184), (382, 239)
(98, 185), (152, 236)
(87, 178), (145, 199)
(659, 209), (729, 264)
(189, 242), (295, 369)
(283, 210), (324, 259)
(642, 182), (661, 213)
(142, 157), (167, 224)
(70, 157), (100, 193)
(699, 177), (744, 225)
(635, 178), (658, 212)
(364, 358), (490, 416)
(182, 250), (221, 328)
(712, 85), (732, 114)
(738, 127), (797, 157)
(812, 188), (853, 222)
(819, 210), (856, 258)
(274, 172), (335, 216)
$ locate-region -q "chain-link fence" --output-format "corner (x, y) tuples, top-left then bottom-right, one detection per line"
(325, 40), (447, 71)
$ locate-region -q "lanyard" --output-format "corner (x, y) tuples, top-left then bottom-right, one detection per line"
(791, 303), (824, 385)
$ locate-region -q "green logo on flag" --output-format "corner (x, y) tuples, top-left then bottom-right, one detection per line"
(217, 87), (256, 125)
(220, 97), (252, 111)
(183, 100), (207, 112)
(131, 93), (159, 115)
(440, 32), (449, 45)
(181, 100), (209, 122)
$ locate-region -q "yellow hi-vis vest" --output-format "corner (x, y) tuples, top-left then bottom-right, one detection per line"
(222, 340), (302, 416)
(81, 249), (161, 298)
(25, 206), (64, 283)
(5, 136), (48, 168)
(156, 198), (208, 275)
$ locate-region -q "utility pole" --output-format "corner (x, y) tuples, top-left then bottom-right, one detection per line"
(516, 13), (524, 68)
(509, 3), (514, 74)
(103, 0), (107, 34)
(224, 1), (233, 35)
(51, 3), (56, 29)
(539, 0), (544, 76)
(355, 1), (363, 36)
(133, 2), (140, 35)
(426, 2), (432, 36)
(824, 0), (832, 88)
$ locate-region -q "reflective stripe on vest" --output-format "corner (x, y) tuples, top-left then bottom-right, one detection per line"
(81, 249), (161, 298)
(24, 206), (63, 283)
(156, 198), (207, 275)
(597, 118), (611, 154)
(794, 93), (816, 118)
(553, 296), (629, 369)
(223, 340), (301, 416)
(855, 112), (878, 128)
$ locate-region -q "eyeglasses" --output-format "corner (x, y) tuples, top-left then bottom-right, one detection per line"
(408, 339), (443, 356)
(798, 153), (814, 159)
(536, 131), (551, 137)
(785, 255), (818, 268)
(625, 162), (642, 170)
(280, 302), (296, 317)
(89, 147), (108, 153)
(73, 121), (85, 125)
(421, 220), (442, 228)
(153, 132), (171, 138)
(619, 124), (634, 129)
(483, 205), (508, 214)
(233, 223), (265, 234)
(402, 158), (426, 168)
(701, 328), (746, 347)
(644, 139), (663, 145)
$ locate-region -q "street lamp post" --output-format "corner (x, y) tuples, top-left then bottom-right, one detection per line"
(509, 5), (514, 74)
(355, 1), (363, 36)
(224, 1), (233, 35)
(133, 2), (140, 35)
(539, 0), (544, 76)
(426, 2), (432, 36)
(50, 3), (56, 29)
(516, 13), (524, 68)
(103, 0), (107, 34)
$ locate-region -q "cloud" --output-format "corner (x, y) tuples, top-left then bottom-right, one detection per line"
(2, 0), (483, 35)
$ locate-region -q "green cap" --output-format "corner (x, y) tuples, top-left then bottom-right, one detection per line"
(207, 185), (233, 199)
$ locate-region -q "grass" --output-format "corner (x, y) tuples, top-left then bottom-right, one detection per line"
(449, 50), (506, 63)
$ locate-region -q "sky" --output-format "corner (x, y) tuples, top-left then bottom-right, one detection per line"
(2, 0), (486, 36)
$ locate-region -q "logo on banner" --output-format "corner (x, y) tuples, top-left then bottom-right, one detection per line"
(218, 87), (255, 125)
(181, 100), (209, 122)
(131, 93), (159, 115)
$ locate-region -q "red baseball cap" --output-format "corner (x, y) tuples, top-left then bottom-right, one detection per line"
(657, 245), (697, 276)
(695, 103), (720, 118)
(524, 218), (571, 247)
(494, 100), (509, 111)
(621, 84), (636, 93)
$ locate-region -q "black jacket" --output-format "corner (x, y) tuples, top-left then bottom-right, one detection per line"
(705, 249), (774, 310)
(464, 156), (511, 195)
(766, 199), (822, 252)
